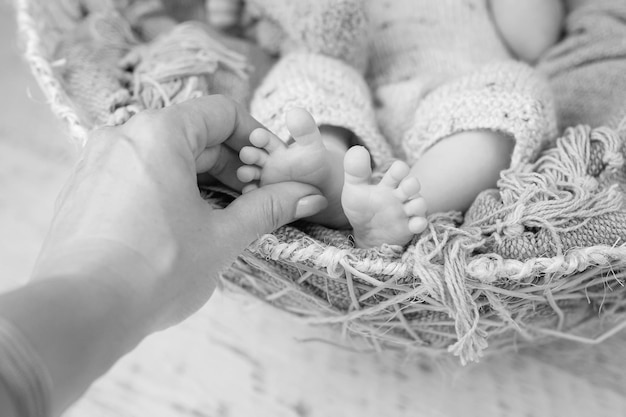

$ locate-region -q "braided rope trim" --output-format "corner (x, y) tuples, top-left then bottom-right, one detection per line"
(221, 241), (626, 363)
(16, 0), (88, 146)
(254, 233), (626, 284)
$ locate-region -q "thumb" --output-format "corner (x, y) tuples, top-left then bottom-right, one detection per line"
(222, 182), (328, 242)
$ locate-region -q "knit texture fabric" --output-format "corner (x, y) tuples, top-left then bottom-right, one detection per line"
(53, 1), (257, 129)
(126, 21), (251, 111)
(245, 0), (369, 70)
(243, 0), (557, 165)
(249, 52), (394, 168)
(54, 9), (138, 128)
(402, 61), (557, 166)
(537, 0), (626, 131)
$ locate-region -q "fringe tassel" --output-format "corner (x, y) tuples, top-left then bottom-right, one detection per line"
(118, 21), (250, 120)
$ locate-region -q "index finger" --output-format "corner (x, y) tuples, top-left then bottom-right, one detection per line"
(157, 94), (263, 157)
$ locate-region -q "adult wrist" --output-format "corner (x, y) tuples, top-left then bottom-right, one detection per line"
(0, 263), (156, 415)
(0, 317), (52, 417)
(31, 239), (164, 337)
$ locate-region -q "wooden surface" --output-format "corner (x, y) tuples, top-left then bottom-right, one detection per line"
(1, 2), (626, 416)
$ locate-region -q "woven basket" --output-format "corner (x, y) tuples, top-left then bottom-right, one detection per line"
(17, 0), (626, 363)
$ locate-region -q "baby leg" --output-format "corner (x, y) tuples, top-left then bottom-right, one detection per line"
(342, 147), (428, 248)
(237, 108), (349, 227)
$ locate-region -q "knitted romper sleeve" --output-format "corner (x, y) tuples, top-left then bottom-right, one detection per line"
(243, 0), (395, 168)
(537, 0), (626, 131)
(367, 0), (558, 167)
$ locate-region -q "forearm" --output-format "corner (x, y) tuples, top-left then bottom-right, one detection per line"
(411, 131), (514, 213)
(0, 271), (149, 417)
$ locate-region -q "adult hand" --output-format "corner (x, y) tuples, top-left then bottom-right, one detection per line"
(32, 95), (327, 332)
(0, 95), (327, 417)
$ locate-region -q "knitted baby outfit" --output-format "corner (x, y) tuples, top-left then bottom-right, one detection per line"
(244, 0), (396, 167)
(241, 0), (557, 167)
(53, 1), (254, 130)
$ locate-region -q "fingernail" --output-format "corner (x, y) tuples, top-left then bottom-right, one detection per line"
(294, 195), (328, 219)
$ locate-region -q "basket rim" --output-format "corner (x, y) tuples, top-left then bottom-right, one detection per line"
(16, 0), (89, 146)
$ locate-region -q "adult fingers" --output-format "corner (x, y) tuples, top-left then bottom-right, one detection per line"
(196, 145), (246, 191)
(162, 95), (263, 156)
(120, 95), (263, 161)
(215, 182), (328, 250)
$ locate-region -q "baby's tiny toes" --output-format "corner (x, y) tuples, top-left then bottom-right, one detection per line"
(240, 146), (268, 166)
(408, 217), (428, 234)
(237, 165), (262, 183)
(285, 108), (322, 146)
(395, 177), (421, 201)
(249, 128), (284, 153)
(343, 146), (373, 185)
(242, 183), (259, 194)
(403, 197), (428, 217)
(380, 160), (410, 188)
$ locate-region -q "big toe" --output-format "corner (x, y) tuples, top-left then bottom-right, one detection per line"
(286, 108), (321, 145)
(343, 146), (373, 185)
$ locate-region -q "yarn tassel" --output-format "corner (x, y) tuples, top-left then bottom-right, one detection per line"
(121, 21), (250, 115)
(442, 236), (489, 364)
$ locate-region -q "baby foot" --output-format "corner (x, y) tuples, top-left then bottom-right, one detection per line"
(237, 108), (348, 227)
(341, 146), (428, 248)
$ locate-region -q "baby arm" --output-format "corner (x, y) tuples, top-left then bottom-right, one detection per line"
(410, 131), (514, 213)
(490, 0), (565, 63)
(537, 0), (626, 130)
